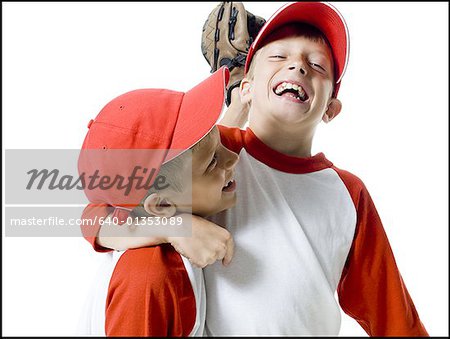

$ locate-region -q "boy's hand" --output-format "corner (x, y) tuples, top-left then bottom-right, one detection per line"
(168, 214), (234, 268)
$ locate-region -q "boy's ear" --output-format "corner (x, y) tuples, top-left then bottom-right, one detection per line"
(143, 193), (177, 218)
(323, 98), (342, 123)
(239, 78), (252, 105)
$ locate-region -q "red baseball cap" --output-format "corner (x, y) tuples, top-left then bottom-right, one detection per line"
(78, 67), (229, 249)
(245, 1), (349, 97)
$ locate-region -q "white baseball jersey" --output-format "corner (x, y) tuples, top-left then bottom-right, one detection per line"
(203, 126), (427, 336)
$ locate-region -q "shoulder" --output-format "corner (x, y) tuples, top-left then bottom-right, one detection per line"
(331, 166), (383, 223)
(331, 165), (371, 208)
(111, 245), (188, 290)
(217, 125), (245, 154)
(331, 166), (366, 191)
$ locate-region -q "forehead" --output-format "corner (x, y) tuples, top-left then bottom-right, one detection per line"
(260, 35), (334, 67)
(264, 35), (331, 53)
(252, 23), (334, 66)
(251, 24), (335, 75)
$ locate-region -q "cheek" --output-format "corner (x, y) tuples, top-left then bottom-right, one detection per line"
(192, 174), (224, 199)
(253, 66), (272, 84)
(250, 77), (269, 102)
(315, 77), (334, 96)
(253, 66), (280, 95)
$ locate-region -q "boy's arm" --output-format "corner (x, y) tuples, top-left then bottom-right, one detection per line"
(335, 168), (428, 336)
(96, 214), (234, 268)
(218, 88), (249, 129)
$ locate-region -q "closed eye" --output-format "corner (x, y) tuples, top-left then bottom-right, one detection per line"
(310, 62), (326, 73)
(269, 55), (286, 59)
(207, 154), (217, 171)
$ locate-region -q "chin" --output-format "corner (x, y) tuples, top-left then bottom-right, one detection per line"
(271, 108), (309, 125)
(223, 194), (237, 211)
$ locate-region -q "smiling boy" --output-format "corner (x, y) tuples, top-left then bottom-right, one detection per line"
(77, 67), (240, 336)
(200, 2), (429, 336)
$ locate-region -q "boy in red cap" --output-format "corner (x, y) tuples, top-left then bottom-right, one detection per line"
(201, 2), (428, 337)
(87, 2), (429, 336)
(77, 67), (239, 336)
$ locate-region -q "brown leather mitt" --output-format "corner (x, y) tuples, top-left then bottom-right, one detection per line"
(201, 2), (266, 106)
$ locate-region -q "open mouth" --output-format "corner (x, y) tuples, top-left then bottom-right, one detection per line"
(273, 81), (309, 102)
(222, 179), (236, 192)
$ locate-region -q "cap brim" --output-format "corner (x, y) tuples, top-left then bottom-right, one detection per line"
(166, 66), (229, 162)
(245, 2), (349, 92)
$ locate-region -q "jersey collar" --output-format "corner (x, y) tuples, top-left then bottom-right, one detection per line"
(244, 128), (333, 174)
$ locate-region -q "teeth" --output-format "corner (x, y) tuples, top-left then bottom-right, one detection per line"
(275, 82), (306, 99)
(224, 179), (233, 188)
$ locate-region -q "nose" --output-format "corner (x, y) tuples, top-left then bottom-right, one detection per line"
(220, 145), (239, 170)
(288, 61), (307, 76)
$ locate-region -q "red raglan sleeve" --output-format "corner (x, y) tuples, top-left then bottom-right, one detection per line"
(334, 167), (428, 337)
(105, 245), (196, 336)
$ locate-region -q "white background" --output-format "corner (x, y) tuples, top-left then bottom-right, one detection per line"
(3, 1), (448, 336)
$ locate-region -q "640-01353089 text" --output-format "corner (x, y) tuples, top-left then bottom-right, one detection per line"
(8, 215), (183, 227)
(99, 215), (184, 227)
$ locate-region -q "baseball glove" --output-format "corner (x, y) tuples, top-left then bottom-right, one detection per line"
(201, 2), (266, 106)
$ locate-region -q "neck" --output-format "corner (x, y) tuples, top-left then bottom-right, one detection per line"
(249, 118), (316, 158)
